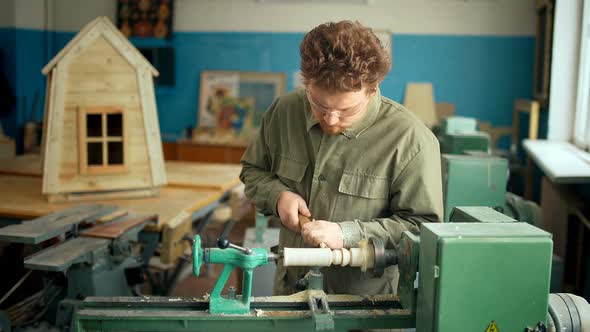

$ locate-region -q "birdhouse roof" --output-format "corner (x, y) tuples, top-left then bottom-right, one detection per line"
(42, 16), (158, 76)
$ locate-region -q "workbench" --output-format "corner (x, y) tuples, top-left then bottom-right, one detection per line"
(0, 154), (245, 265)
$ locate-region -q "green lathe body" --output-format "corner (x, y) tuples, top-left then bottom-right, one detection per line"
(417, 222), (552, 331)
(440, 132), (490, 154)
(442, 154), (508, 222)
(73, 208), (589, 332)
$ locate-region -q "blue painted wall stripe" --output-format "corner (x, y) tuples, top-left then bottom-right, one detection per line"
(1, 29), (536, 147)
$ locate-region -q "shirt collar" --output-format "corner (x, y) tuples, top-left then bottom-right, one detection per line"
(303, 88), (382, 139)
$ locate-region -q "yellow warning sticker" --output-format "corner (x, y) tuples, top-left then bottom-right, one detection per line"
(485, 321), (499, 332)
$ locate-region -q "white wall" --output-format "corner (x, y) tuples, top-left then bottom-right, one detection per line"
(32, 0), (534, 36)
(14, 0), (46, 29)
(548, 0), (583, 140)
(2, 0), (52, 30)
(0, 0), (15, 28)
(175, 0), (535, 35)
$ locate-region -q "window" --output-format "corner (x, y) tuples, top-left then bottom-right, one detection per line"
(575, 0), (590, 149)
(78, 107), (126, 174)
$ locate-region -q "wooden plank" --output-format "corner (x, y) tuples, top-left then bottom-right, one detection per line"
(0, 138), (15, 160)
(403, 83), (437, 128)
(162, 142), (178, 160)
(434, 102), (455, 122)
(99, 17), (158, 76)
(165, 161), (242, 192)
(48, 188), (159, 203)
(477, 122), (513, 148)
(0, 204), (117, 244)
(541, 176), (569, 257)
(96, 209), (128, 223)
(101, 25), (144, 73)
(176, 140), (247, 164)
(42, 61), (69, 194)
(160, 210), (192, 265)
(81, 214), (156, 239)
(40, 69), (55, 172)
(137, 67), (166, 186)
(65, 92), (140, 109)
(77, 106), (88, 175)
(24, 237), (109, 271)
(67, 36), (136, 75)
(67, 72), (139, 94)
(528, 100), (540, 140)
(42, 17), (103, 75)
(0, 175), (222, 231)
(0, 156), (241, 192)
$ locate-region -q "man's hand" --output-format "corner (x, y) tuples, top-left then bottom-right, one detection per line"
(277, 191), (311, 232)
(301, 220), (344, 249)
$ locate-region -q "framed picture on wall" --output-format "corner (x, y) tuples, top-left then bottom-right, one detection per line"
(194, 71), (287, 145)
(117, 0), (174, 39)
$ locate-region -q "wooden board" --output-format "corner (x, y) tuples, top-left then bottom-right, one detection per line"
(0, 138), (15, 160)
(435, 102), (455, 121)
(0, 155), (241, 193)
(165, 161), (242, 192)
(403, 83), (437, 128)
(0, 204), (117, 244)
(0, 175), (221, 231)
(0, 154), (41, 176)
(81, 214), (156, 239)
(24, 236), (109, 272)
(176, 140), (247, 164)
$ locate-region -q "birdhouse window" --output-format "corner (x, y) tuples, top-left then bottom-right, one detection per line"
(78, 107), (127, 175)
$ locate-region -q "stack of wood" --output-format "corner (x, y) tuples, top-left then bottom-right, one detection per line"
(0, 123), (15, 160)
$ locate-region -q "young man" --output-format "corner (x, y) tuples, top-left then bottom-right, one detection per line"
(240, 21), (443, 295)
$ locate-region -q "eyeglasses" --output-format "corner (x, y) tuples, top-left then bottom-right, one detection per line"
(306, 90), (369, 118)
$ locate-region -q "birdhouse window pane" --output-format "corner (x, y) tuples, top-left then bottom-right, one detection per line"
(87, 114), (102, 137)
(79, 107), (126, 175)
(108, 142), (124, 165)
(107, 113), (123, 137)
(87, 142), (103, 165)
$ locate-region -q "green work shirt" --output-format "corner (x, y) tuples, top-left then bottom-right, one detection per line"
(240, 88), (443, 295)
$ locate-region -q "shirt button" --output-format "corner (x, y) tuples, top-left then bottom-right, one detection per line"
(318, 174), (326, 181)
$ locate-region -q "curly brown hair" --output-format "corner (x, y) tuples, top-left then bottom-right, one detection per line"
(300, 21), (391, 93)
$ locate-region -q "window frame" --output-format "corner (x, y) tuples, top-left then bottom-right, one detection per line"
(574, 0), (590, 149)
(77, 106), (127, 175)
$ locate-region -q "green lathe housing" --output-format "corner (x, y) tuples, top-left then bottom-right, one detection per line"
(73, 207), (589, 332)
(442, 154), (508, 222)
(417, 221), (552, 331)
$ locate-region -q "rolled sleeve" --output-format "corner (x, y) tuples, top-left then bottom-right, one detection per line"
(338, 221), (362, 248)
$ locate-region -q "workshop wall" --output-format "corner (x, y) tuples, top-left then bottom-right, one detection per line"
(0, 0), (537, 147)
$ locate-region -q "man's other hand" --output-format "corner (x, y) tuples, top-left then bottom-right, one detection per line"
(301, 220), (344, 249)
(277, 191), (311, 232)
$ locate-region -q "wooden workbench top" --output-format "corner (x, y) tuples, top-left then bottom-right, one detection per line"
(0, 175), (221, 231)
(0, 155), (243, 192)
(165, 161), (242, 192)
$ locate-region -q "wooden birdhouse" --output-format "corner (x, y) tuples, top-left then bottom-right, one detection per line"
(41, 17), (166, 202)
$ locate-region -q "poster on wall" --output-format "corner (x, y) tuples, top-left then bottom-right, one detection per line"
(117, 0), (174, 39)
(195, 71), (287, 146)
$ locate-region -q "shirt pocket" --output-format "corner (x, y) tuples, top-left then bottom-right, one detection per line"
(338, 171), (390, 200)
(273, 154), (308, 186)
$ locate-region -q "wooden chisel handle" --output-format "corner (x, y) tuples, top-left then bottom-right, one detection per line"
(298, 214), (328, 248)
(298, 214), (313, 229)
